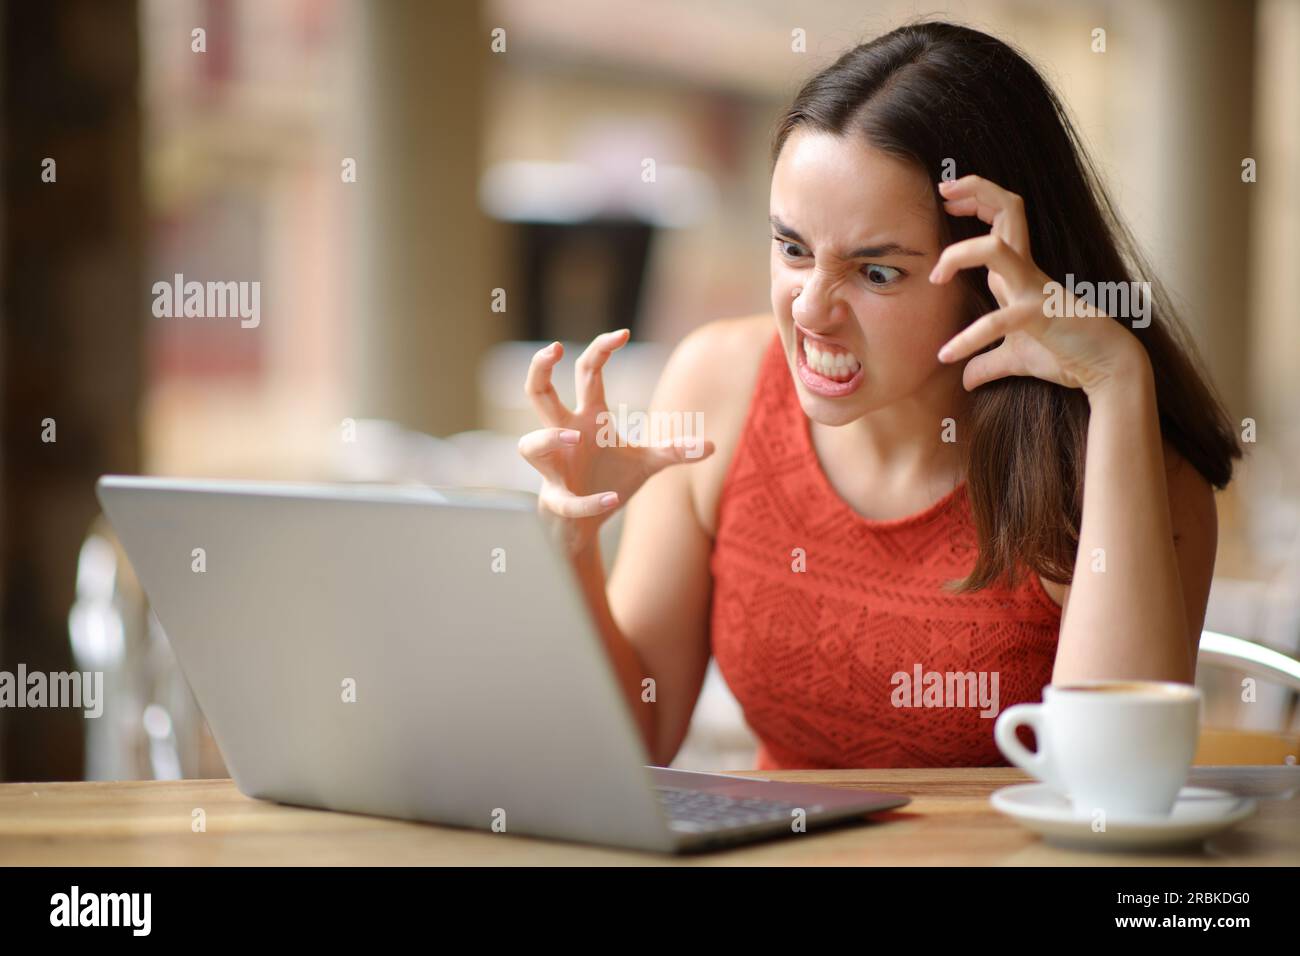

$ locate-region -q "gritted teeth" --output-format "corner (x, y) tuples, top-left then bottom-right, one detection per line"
(801, 334), (861, 381)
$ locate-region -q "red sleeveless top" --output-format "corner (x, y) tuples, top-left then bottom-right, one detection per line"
(709, 332), (1062, 769)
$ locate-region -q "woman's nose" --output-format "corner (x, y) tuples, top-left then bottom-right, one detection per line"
(791, 271), (847, 325)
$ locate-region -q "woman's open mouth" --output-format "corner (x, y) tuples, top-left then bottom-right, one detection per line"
(795, 326), (864, 397)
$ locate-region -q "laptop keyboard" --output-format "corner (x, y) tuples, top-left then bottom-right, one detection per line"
(654, 786), (816, 833)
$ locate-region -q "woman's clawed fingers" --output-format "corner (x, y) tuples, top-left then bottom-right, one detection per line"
(518, 328), (715, 549)
(932, 175), (1053, 312)
(574, 328), (630, 414)
(643, 436), (717, 471)
(524, 341), (572, 426)
(938, 175), (1031, 259)
(516, 426), (581, 478)
(523, 328), (632, 424)
(537, 484), (619, 520)
(930, 233), (1038, 302)
(932, 174), (1140, 394)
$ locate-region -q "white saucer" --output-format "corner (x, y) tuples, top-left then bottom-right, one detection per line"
(990, 783), (1257, 851)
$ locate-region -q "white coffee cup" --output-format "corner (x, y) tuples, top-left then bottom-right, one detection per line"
(994, 680), (1201, 819)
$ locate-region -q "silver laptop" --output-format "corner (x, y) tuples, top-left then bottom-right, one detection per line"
(96, 475), (909, 853)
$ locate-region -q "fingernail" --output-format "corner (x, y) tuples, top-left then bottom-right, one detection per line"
(937, 345), (952, 362)
(600, 493), (619, 508)
(929, 267), (941, 283)
(560, 429), (581, 443)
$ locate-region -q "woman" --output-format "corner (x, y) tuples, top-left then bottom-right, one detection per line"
(517, 21), (1241, 769)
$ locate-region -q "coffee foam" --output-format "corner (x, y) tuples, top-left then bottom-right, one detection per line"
(1052, 680), (1196, 698)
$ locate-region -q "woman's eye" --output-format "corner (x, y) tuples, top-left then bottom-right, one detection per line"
(862, 263), (902, 286)
(773, 239), (902, 287)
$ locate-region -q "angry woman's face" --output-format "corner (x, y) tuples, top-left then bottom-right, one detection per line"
(769, 129), (970, 426)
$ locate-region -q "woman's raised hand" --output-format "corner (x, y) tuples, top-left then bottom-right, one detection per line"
(931, 175), (1149, 398)
(518, 328), (715, 556)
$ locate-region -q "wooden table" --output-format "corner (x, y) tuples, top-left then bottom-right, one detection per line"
(1, 766), (1295, 865)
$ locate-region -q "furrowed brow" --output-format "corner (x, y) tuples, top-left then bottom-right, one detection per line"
(769, 215), (926, 258)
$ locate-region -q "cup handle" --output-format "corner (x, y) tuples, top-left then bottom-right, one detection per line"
(994, 703), (1064, 791)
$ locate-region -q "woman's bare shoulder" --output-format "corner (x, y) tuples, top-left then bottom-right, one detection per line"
(650, 313), (775, 536)
(652, 313), (774, 406)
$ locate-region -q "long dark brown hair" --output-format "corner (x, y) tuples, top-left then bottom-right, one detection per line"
(771, 20), (1241, 590)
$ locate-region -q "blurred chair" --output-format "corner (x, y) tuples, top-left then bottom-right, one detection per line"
(68, 518), (218, 780)
(1196, 510), (1300, 763)
(1194, 629), (1300, 765)
(1203, 477), (1300, 736)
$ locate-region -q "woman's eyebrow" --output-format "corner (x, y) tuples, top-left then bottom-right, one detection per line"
(768, 215), (926, 258)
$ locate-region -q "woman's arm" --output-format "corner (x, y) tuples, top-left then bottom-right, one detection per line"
(1048, 342), (1217, 683)
(604, 446), (716, 766)
(606, 319), (765, 765)
(519, 323), (741, 765)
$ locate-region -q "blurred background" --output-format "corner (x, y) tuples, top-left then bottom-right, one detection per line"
(1, 0), (1297, 783)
